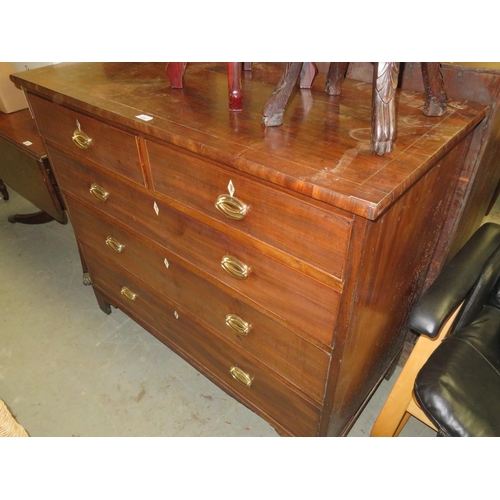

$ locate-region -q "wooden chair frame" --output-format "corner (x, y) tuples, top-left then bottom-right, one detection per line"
(370, 303), (463, 436)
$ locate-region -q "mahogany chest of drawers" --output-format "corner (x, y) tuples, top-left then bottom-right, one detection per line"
(12, 62), (487, 436)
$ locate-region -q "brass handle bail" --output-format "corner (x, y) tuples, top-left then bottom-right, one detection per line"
(89, 183), (109, 202)
(215, 194), (248, 221)
(221, 255), (249, 280)
(120, 286), (137, 302)
(105, 237), (125, 254)
(230, 366), (253, 387)
(225, 314), (252, 336)
(72, 129), (93, 150)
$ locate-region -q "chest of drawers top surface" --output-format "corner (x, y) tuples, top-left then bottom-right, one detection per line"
(11, 62), (486, 220)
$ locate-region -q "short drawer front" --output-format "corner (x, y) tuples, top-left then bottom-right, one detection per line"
(28, 93), (144, 185)
(66, 196), (330, 402)
(146, 140), (352, 279)
(50, 146), (340, 345)
(83, 247), (321, 436)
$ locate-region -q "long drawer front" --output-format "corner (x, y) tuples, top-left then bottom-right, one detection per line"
(83, 245), (322, 436)
(49, 145), (340, 346)
(65, 195), (330, 402)
(146, 140), (353, 279)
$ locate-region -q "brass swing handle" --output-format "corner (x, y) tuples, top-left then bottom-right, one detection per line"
(225, 314), (252, 336)
(221, 255), (249, 280)
(215, 194), (248, 221)
(230, 366), (253, 387)
(105, 236), (125, 254)
(120, 286), (137, 302)
(72, 129), (93, 150)
(89, 183), (109, 202)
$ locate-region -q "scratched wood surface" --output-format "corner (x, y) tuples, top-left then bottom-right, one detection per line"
(11, 62), (486, 220)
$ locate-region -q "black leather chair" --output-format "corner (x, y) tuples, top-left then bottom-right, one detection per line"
(371, 222), (500, 436)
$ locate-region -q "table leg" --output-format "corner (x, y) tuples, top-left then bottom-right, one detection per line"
(8, 210), (55, 224)
(228, 62), (243, 111)
(165, 62), (187, 88)
(299, 63), (317, 88)
(371, 62), (400, 156)
(421, 62), (447, 117)
(325, 62), (349, 95)
(0, 179), (9, 200)
(262, 62), (303, 126)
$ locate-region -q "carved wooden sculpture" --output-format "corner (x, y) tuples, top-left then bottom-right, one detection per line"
(262, 62), (448, 155)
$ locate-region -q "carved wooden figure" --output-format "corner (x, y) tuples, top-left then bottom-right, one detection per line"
(262, 62), (448, 155)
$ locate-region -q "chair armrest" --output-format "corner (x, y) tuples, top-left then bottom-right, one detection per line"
(408, 223), (500, 338)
